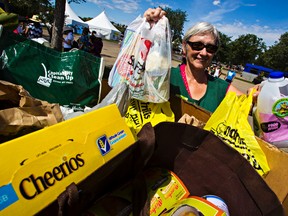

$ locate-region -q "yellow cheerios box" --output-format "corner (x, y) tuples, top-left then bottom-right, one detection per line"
(0, 104), (135, 215)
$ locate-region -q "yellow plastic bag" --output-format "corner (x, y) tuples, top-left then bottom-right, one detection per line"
(125, 98), (175, 136)
(204, 91), (270, 176)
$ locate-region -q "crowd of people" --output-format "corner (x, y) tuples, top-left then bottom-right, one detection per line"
(13, 16), (103, 57)
(62, 27), (103, 56)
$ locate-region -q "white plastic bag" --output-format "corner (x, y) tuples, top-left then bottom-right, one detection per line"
(108, 16), (171, 103)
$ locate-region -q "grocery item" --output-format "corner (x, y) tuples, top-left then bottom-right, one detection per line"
(254, 72), (288, 147)
(161, 196), (227, 216)
(203, 195), (230, 216)
(144, 168), (190, 215)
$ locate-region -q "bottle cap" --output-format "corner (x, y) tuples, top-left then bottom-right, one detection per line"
(269, 72), (284, 78)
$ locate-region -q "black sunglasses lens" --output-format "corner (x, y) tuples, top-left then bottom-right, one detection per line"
(190, 42), (204, 51)
(187, 41), (218, 53)
(206, 44), (218, 53)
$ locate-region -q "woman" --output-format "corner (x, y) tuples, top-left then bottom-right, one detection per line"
(25, 15), (43, 39)
(63, 26), (74, 52)
(144, 8), (243, 113)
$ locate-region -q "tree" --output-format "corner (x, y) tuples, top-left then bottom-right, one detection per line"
(163, 7), (187, 41)
(2, 0), (52, 16)
(162, 7), (187, 52)
(2, 0), (11, 12)
(228, 34), (266, 65)
(214, 32), (232, 63)
(261, 32), (288, 72)
(50, 0), (85, 51)
(50, 0), (65, 50)
(111, 22), (127, 34)
(3, 0), (54, 40)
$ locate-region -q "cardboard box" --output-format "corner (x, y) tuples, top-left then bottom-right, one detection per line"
(0, 104), (136, 215)
(170, 95), (288, 214)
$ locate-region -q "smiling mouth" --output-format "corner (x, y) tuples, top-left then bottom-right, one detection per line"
(196, 58), (208, 62)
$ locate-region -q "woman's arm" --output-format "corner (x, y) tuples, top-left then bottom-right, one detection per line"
(227, 84), (244, 95)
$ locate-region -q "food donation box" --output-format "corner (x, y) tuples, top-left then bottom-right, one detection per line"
(0, 104), (136, 215)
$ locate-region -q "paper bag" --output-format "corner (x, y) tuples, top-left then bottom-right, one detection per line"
(0, 80), (63, 143)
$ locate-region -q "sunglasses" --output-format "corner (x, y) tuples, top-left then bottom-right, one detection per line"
(186, 41), (218, 53)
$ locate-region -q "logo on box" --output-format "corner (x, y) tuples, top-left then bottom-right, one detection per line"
(97, 135), (111, 156)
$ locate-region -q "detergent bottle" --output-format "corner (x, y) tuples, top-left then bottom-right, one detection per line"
(254, 72), (288, 148)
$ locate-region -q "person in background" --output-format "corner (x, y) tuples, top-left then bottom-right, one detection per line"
(13, 21), (25, 35)
(144, 8), (243, 113)
(225, 70), (237, 83)
(252, 71), (265, 84)
(24, 15), (42, 39)
(78, 27), (92, 52)
(213, 65), (222, 78)
(63, 26), (74, 52)
(90, 35), (103, 57)
(91, 30), (97, 37)
(209, 65), (215, 76)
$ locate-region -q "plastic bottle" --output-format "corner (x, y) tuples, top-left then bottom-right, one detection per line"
(254, 72), (288, 147)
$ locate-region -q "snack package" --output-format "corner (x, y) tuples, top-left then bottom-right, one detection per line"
(162, 196), (227, 216)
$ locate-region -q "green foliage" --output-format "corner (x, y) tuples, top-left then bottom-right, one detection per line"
(160, 7), (187, 53)
(7, 0), (52, 17)
(227, 34), (266, 65)
(111, 21), (127, 34)
(163, 7), (187, 42)
(214, 32), (232, 63)
(261, 32), (288, 71)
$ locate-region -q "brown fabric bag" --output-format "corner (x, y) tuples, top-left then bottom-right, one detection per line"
(39, 122), (284, 216)
(132, 122), (284, 216)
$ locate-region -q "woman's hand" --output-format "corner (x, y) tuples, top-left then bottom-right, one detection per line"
(144, 7), (166, 26)
(247, 84), (260, 105)
(247, 84), (260, 115)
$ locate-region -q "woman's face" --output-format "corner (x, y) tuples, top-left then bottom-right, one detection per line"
(182, 32), (217, 71)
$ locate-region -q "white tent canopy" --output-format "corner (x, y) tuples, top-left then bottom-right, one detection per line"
(65, 1), (88, 33)
(85, 11), (121, 40)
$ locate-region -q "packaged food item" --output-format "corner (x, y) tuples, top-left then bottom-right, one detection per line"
(254, 72), (288, 147)
(202, 195), (230, 216)
(162, 196), (227, 216)
(144, 168), (190, 215)
(161, 205), (201, 216)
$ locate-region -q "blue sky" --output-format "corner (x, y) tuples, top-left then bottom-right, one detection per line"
(69, 0), (288, 47)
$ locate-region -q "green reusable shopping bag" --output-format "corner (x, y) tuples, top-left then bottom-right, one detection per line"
(0, 30), (104, 110)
